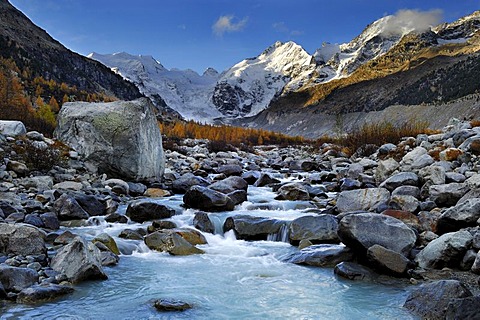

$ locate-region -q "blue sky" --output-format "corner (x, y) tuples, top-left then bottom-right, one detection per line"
(9, 0), (480, 73)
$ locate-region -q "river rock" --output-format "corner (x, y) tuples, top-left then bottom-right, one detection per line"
(193, 212), (215, 234)
(100, 251), (119, 266)
(375, 158), (399, 183)
(172, 173), (210, 194)
(216, 164), (242, 176)
(73, 193), (106, 216)
(16, 284), (74, 304)
(333, 262), (375, 281)
(389, 195), (420, 213)
(445, 295), (480, 320)
(338, 213), (416, 256)
(54, 98), (164, 181)
(6, 160), (28, 176)
(277, 182), (310, 201)
(253, 173), (280, 187)
(241, 171), (261, 185)
(50, 237), (108, 283)
(415, 230), (473, 269)
(379, 172), (418, 191)
(288, 244), (354, 267)
(154, 298), (192, 312)
(336, 188), (390, 213)
(223, 215), (286, 241)
(144, 231), (204, 255)
(436, 198), (480, 234)
(429, 183), (470, 207)
(381, 210), (421, 231)
(391, 185), (420, 198)
(226, 190), (248, 205)
(0, 223), (46, 256)
(92, 233), (120, 255)
(472, 252), (480, 274)
(53, 230), (77, 245)
(0, 120), (26, 136)
(20, 176), (53, 192)
(126, 200), (176, 223)
(209, 176), (248, 194)
(53, 181), (84, 191)
(401, 147), (434, 169)
(418, 165), (446, 185)
(53, 194), (89, 220)
(288, 214), (339, 245)
(403, 280), (472, 320)
(118, 229), (144, 240)
(183, 185), (235, 212)
(366, 245), (411, 276)
(0, 265), (38, 291)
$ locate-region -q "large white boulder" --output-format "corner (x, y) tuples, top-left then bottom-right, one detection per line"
(54, 98), (164, 181)
(0, 120), (26, 136)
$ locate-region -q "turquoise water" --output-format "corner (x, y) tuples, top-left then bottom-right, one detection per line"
(1, 186), (415, 320)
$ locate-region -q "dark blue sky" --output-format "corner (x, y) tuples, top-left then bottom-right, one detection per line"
(9, 0), (480, 73)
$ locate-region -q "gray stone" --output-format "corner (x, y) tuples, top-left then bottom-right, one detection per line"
(53, 194), (89, 220)
(459, 249), (477, 271)
(54, 98), (164, 181)
(53, 181), (83, 191)
(209, 176), (248, 194)
(389, 195), (420, 213)
(415, 230), (473, 269)
(0, 224), (46, 256)
(471, 251), (480, 274)
(6, 160), (28, 176)
(437, 198), (480, 234)
(16, 284), (74, 304)
(0, 120), (26, 136)
(19, 176), (53, 192)
(183, 185), (235, 212)
(172, 173), (210, 194)
(118, 229), (144, 240)
(104, 178), (129, 195)
(401, 147), (434, 169)
(338, 213), (416, 255)
(72, 193), (106, 216)
(144, 231), (204, 255)
(277, 182), (310, 200)
(445, 172), (466, 183)
(223, 215), (286, 241)
(0, 265), (38, 292)
(404, 280), (472, 320)
(336, 188), (390, 213)
(288, 214), (339, 245)
(253, 173), (280, 187)
(333, 262), (375, 280)
(193, 212), (215, 234)
(288, 244), (354, 267)
(126, 200), (176, 223)
(366, 245), (411, 276)
(375, 158), (399, 183)
(446, 295), (480, 320)
(379, 172), (418, 191)
(419, 166), (446, 185)
(100, 251), (119, 266)
(216, 164), (242, 176)
(50, 237), (108, 283)
(92, 233), (120, 255)
(391, 185), (420, 198)
(429, 183), (470, 207)
(154, 298), (192, 312)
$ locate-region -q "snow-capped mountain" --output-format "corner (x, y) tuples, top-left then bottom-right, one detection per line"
(87, 52), (222, 121)
(212, 41), (317, 118)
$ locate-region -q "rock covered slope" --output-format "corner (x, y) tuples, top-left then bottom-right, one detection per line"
(0, 0), (141, 100)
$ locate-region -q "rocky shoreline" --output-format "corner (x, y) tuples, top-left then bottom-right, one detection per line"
(1, 116), (480, 318)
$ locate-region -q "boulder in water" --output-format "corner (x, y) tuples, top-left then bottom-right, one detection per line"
(54, 98), (164, 181)
(0, 265), (39, 291)
(144, 231), (204, 255)
(126, 200), (176, 223)
(183, 185), (235, 212)
(17, 284), (74, 304)
(336, 188), (390, 213)
(223, 215), (286, 241)
(288, 244), (354, 267)
(154, 298), (192, 312)
(288, 214), (339, 245)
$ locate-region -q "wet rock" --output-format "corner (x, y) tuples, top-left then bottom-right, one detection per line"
(73, 193), (106, 216)
(366, 245), (411, 276)
(277, 182), (310, 201)
(144, 188), (171, 197)
(216, 164), (242, 176)
(288, 214), (339, 245)
(144, 231), (204, 255)
(154, 298), (192, 312)
(126, 200), (176, 223)
(54, 98), (164, 181)
(16, 284), (74, 304)
(437, 198), (480, 234)
(429, 183), (470, 207)
(0, 265), (39, 291)
(288, 244), (354, 267)
(339, 178), (362, 191)
(223, 215), (286, 241)
(53, 194), (90, 220)
(147, 220), (177, 233)
(336, 188), (390, 213)
(227, 189), (248, 205)
(127, 182), (147, 197)
(183, 185), (235, 212)
(404, 280), (472, 320)
(338, 212), (416, 256)
(104, 212), (128, 223)
(50, 237), (108, 283)
(92, 233), (120, 255)
(24, 214), (45, 228)
(415, 230), (473, 269)
(193, 212), (215, 234)
(100, 251), (119, 266)
(445, 295), (480, 320)
(172, 173), (210, 194)
(118, 229), (144, 240)
(253, 173), (280, 187)
(379, 172), (418, 191)
(209, 176), (248, 194)
(241, 171), (261, 185)
(40, 212), (60, 230)
(53, 230), (77, 245)
(334, 262), (375, 281)
(0, 224), (46, 256)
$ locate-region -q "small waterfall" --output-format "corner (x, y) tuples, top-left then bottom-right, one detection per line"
(267, 223), (289, 242)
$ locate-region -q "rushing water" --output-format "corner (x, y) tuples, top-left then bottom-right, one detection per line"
(1, 183), (415, 320)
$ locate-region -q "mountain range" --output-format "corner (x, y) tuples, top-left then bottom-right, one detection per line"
(2, 0), (480, 138)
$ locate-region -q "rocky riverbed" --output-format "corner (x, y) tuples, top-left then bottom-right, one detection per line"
(1, 117), (480, 319)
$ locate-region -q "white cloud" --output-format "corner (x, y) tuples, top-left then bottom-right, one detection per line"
(212, 15), (248, 36)
(273, 21), (304, 37)
(381, 9), (443, 35)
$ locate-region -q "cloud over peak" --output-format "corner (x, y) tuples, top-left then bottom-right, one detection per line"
(381, 9), (443, 36)
(212, 15), (248, 36)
